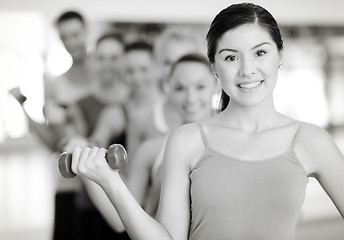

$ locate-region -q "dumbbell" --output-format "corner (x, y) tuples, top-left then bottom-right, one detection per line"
(58, 144), (128, 178)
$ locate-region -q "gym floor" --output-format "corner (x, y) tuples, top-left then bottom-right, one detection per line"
(0, 135), (343, 240)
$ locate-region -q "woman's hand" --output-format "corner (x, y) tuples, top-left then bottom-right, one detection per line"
(71, 146), (118, 186)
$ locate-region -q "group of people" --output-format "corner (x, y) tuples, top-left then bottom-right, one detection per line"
(11, 2), (344, 240)
(11, 7), (216, 240)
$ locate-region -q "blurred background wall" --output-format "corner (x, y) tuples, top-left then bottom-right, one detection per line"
(0, 0), (344, 239)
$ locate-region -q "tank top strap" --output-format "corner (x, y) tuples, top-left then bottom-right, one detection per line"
(291, 121), (303, 150)
(196, 123), (210, 148)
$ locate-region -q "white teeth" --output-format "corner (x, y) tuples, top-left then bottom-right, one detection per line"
(237, 81), (262, 89)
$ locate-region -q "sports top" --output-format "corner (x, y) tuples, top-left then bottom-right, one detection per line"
(188, 122), (309, 240)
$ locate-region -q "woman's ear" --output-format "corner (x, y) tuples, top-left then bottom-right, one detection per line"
(278, 50), (284, 69)
(215, 75), (222, 93)
(211, 64), (221, 93)
(211, 64), (218, 78)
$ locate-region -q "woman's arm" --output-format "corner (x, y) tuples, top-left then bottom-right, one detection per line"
(70, 124), (197, 240)
(80, 136), (164, 232)
(71, 147), (172, 240)
(76, 105), (135, 232)
(295, 123), (344, 218)
(157, 124), (205, 239)
(82, 178), (126, 232)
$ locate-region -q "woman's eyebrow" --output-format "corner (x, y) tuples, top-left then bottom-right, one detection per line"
(218, 42), (271, 54)
(218, 48), (237, 54)
(252, 42), (271, 49)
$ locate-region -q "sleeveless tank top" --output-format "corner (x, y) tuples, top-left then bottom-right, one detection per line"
(188, 122), (309, 240)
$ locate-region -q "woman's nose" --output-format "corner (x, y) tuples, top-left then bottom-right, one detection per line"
(239, 57), (256, 77)
(186, 88), (197, 102)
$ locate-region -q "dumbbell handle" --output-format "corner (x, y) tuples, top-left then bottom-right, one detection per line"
(58, 144), (128, 178)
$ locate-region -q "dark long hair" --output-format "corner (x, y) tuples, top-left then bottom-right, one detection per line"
(206, 3), (283, 112)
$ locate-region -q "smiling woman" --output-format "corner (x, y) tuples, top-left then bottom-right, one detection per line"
(68, 3), (344, 240)
(2, 2), (344, 240)
(213, 23), (282, 108)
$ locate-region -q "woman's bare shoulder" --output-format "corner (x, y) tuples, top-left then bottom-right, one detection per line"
(299, 121), (331, 141)
(164, 123), (206, 168)
(167, 123), (202, 144)
(294, 121), (338, 175)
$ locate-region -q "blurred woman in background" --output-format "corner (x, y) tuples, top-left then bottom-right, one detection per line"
(80, 53), (218, 234)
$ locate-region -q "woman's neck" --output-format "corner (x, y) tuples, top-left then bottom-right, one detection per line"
(221, 96), (279, 133)
(67, 58), (93, 85)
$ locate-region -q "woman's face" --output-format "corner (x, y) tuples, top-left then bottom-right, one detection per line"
(213, 23), (282, 107)
(96, 38), (124, 83)
(169, 61), (216, 123)
(124, 50), (158, 99)
(58, 19), (87, 61)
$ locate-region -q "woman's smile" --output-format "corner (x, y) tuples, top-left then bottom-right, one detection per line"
(236, 80), (264, 91)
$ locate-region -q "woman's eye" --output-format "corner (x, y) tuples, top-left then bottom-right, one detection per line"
(197, 84), (206, 90)
(174, 85), (184, 92)
(255, 50), (267, 57)
(225, 55), (238, 62)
